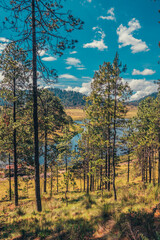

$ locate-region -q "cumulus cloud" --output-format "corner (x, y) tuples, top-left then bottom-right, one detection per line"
(83, 27), (108, 51)
(117, 18), (149, 53)
(123, 78), (158, 100)
(132, 68), (156, 76)
(66, 66), (72, 70)
(0, 37), (10, 43)
(38, 50), (46, 56)
(0, 71), (3, 81)
(99, 7), (116, 21)
(42, 56), (57, 61)
(0, 37), (10, 54)
(65, 81), (92, 95)
(65, 57), (85, 69)
(77, 67), (86, 70)
(66, 57), (81, 67)
(59, 74), (77, 81)
(70, 51), (77, 54)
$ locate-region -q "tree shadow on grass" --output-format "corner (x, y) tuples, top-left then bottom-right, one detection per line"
(68, 194), (85, 204)
(0, 215), (94, 240)
(115, 206), (160, 240)
(51, 218), (94, 240)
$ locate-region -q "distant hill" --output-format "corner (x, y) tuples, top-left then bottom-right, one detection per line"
(0, 88), (86, 108)
(48, 88), (86, 108)
(129, 92), (158, 106)
(0, 88), (158, 108)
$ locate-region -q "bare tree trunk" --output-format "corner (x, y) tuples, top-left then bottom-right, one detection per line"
(32, 0), (42, 212)
(13, 76), (18, 206)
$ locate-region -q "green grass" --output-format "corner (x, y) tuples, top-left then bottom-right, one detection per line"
(0, 159), (160, 239)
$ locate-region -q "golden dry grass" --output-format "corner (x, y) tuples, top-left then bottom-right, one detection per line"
(126, 105), (138, 118)
(65, 106), (138, 121)
(65, 108), (86, 121)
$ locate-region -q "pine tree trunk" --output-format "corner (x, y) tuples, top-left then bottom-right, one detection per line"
(153, 150), (155, 186)
(127, 150), (130, 183)
(112, 85), (117, 201)
(50, 166), (53, 197)
(87, 160), (89, 194)
(57, 166), (58, 193)
(32, 0), (42, 212)
(149, 148), (151, 183)
(44, 128), (47, 193)
(158, 136), (160, 185)
(100, 165), (102, 190)
(90, 161), (92, 191)
(86, 137), (89, 194)
(145, 149), (148, 183)
(107, 81), (111, 191)
(105, 152), (108, 189)
(13, 76), (18, 206)
(9, 153), (12, 201)
(83, 160), (86, 191)
(65, 154), (68, 192)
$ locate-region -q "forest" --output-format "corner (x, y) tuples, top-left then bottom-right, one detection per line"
(0, 0), (159, 240)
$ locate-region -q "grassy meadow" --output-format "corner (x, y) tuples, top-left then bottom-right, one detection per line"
(65, 106), (138, 121)
(0, 157), (160, 240)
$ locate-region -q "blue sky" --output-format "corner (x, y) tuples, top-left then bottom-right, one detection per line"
(0, 0), (159, 100)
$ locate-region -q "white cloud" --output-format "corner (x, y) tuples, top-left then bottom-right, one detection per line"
(132, 68), (156, 76)
(70, 51), (77, 54)
(38, 50), (46, 56)
(0, 37), (10, 54)
(66, 57), (85, 69)
(99, 7), (116, 21)
(59, 74), (77, 81)
(0, 71), (3, 81)
(42, 56), (57, 61)
(82, 76), (92, 80)
(117, 18), (149, 53)
(83, 27), (108, 51)
(65, 81), (92, 95)
(66, 66), (72, 70)
(87, 0), (92, 2)
(66, 57), (81, 67)
(123, 78), (158, 100)
(0, 37), (10, 43)
(77, 67), (86, 70)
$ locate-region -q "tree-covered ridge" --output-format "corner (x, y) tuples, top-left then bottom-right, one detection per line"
(49, 88), (86, 108)
(130, 92), (158, 106)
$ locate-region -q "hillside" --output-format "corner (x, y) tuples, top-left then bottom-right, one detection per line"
(48, 88), (86, 108)
(130, 92), (158, 106)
